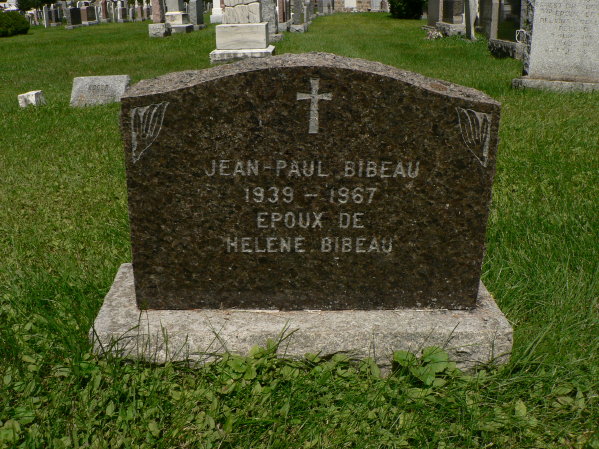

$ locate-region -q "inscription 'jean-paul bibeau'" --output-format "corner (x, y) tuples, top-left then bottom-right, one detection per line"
(120, 53), (501, 311)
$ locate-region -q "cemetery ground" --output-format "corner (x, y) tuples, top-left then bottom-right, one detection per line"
(0, 13), (597, 448)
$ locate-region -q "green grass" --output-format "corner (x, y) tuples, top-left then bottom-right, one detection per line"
(1, 13), (598, 448)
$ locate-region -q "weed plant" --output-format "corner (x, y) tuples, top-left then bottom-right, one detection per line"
(0, 14), (597, 448)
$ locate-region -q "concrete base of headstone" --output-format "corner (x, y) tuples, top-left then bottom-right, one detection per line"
(488, 39), (524, 60)
(90, 263), (513, 372)
(289, 23), (307, 32)
(148, 22), (172, 37)
(171, 23), (194, 33)
(209, 45), (275, 63)
(193, 24), (206, 31)
(18, 90), (46, 107)
(512, 77), (599, 93)
(278, 20), (289, 31)
(435, 21), (465, 36)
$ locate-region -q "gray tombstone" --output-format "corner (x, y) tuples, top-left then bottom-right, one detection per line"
(189, 0), (205, 26)
(91, 53), (512, 371)
(70, 75), (131, 107)
(42, 5), (50, 27)
(427, 0), (442, 26)
(151, 0), (165, 21)
(442, 0), (463, 23)
(260, 0), (278, 35)
(464, 0), (476, 40)
(478, 0), (498, 39)
(496, 0), (520, 42)
(435, 0), (465, 35)
(290, 0), (306, 30)
(68, 7), (82, 26)
(513, 0), (599, 91)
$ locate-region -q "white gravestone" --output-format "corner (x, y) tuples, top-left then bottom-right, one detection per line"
(210, 0), (275, 62)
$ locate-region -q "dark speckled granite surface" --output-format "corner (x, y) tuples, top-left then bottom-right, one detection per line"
(120, 52), (501, 310)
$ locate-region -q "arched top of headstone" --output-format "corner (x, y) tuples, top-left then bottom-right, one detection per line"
(123, 52), (499, 106)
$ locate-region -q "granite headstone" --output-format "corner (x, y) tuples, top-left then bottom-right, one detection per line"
(120, 53), (500, 311)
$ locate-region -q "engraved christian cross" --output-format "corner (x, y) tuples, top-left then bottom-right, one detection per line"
(296, 78), (332, 134)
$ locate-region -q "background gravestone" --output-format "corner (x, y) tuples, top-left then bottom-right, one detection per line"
(513, 0), (599, 91)
(120, 53), (500, 311)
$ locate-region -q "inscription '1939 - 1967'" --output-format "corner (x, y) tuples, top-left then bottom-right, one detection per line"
(215, 159), (419, 255)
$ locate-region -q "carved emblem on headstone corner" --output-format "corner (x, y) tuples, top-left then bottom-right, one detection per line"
(131, 102), (169, 163)
(456, 107), (492, 167)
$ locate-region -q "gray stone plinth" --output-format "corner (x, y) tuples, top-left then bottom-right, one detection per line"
(170, 23), (194, 33)
(435, 21), (465, 36)
(148, 23), (172, 37)
(193, 24), (206, 31)
(512, 77), (599, 92)
(90, 264), (513, 371)
(289, 23), (307, 32)
(489, 39), (525, 61)
(209, 45), (275, 63)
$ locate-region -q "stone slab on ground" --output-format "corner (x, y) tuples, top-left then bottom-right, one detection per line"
(90, 263), (513, 371)
(70, 75), (131, 107)
(170, 23), (194, 33)
(512, 77), (599, 93)
(289, 22), (307, 32)
(148, 22), (172, 37)
(209, 45), (275, 62)
(435, 21), (465, 36)
(488, 38), (524, 60)
(18, 90), (46, 107)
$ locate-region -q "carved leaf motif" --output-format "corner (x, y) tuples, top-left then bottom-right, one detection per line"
(131, 102), (169, 163)
(456, 107), (492, 167)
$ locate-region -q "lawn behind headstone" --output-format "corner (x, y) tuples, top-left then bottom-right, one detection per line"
(0, 14), (597, 448)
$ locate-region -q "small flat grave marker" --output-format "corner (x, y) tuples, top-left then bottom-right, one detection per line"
(70, 75), (131, 107)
